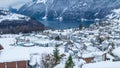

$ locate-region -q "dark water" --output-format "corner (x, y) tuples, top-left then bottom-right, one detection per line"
(38, 19), (94, 30)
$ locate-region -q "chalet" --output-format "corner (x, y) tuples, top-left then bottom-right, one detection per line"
(0, 61), (28, 68)
(81, 51), (107, 63)
(0, 48), (30, 68)
(81, 53), (95, 63)
(93, 52), (107, 62)
(83, 57), (94, 63)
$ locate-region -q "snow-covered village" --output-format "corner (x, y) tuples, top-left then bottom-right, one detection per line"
(0, 8), (120, 68)
(1, 0), (120, 68)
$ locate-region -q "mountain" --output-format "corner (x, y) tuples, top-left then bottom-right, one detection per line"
(0, 9), (47, 34)
(106, 8), (120, 23)
(10, 0), (120, 20)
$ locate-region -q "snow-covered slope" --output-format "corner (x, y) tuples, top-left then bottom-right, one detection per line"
(107, 9), (120, 22)
(0, 9), (30, 22)
(0, 9), (47, 34)
(36, 0), (47, 3)
(11, 0), (120, 20)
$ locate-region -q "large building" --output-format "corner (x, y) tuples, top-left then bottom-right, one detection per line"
(0, 45), (29, 68)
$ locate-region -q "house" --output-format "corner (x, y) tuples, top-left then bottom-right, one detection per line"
(82, 57), (94, 63)
(82, 51), (107, 63)
(0, 61), (28, 68)
(82, 54), (94, 63)
(0, 48), (30, 68)
(93, 52), (107, 62)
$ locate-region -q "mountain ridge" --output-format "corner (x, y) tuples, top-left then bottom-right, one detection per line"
(9, 0), (120, 20)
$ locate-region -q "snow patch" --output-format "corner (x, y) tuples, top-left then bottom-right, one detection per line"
(82, 61), (120, 68)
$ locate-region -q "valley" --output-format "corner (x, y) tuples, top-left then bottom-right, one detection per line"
(0, 0), (120, 68)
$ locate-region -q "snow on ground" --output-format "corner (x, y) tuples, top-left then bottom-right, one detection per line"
(0, 46), (64, 63)
(54, 63), (65, 68)
(107, 8), (120, 22)
(34, 39), (53, 44)
(1, 9), (120, 67)
(82, 61), (120, 68)
(112, 47), (120, 58)
(112, 9), (120, 14)
(0, 34), (64, 63)
(0, 37), (15, 49)
(0, 11), (30, 22)
(0, 34), (21, 49)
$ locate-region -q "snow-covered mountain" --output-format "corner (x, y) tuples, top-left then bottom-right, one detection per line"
(0, 8), (30, 22)
(107, 9), (120, 21)
(10, 0), (120, 20)
(0, 9), (47, 34)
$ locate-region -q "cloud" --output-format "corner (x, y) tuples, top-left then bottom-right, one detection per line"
(0, 0), (31, 8)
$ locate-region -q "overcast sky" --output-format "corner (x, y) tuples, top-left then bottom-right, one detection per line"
(0, 0), (31, 8)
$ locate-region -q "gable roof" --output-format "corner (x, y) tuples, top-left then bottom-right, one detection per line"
(0, 48), (30, 63)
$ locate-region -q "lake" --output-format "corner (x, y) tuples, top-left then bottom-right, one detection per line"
(38, 19), (94, 30)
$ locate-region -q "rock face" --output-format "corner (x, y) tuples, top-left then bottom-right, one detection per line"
(0, 9), (47, 34)
(12, 0), (120, 20)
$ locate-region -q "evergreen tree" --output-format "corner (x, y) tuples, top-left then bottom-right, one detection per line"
(111, 42), (115, 49)
(79, 23), (83, 30)
(55, 36), (61, 40)
(65, 55), (74, 68)
(98, 37), (104, 44)
(53, 46), (60, 64)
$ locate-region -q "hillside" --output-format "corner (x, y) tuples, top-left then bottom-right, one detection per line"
(10, 0), (120, 20)
(0, 9), (47, 34)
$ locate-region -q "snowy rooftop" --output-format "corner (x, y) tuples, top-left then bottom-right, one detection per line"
(0, 36), (64, 63)
(82, 61), (120, 68)
(0, 48), (30, 62)
(0, 46), (64, 63)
